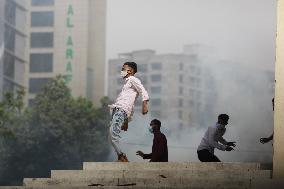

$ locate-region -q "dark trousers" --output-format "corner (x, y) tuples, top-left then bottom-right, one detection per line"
(197, 149), (221, 162)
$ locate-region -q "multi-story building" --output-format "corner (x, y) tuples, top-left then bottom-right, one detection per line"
(0, 0), (107, 106)
(25, 0), (106, 106)
(0, 1), (4, 99)
(0, 0), (28, 100)
(108, 49), (209, 129)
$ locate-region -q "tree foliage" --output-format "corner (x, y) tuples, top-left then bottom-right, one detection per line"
(0, 76), (111, 185)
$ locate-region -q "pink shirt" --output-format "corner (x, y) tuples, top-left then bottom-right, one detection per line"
(109, 76), (149, 119)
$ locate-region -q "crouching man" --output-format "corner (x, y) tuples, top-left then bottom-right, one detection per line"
(197, 114), (236, 162)
(136, 119), (168, 162)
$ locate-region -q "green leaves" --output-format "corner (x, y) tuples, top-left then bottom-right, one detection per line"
(0, 75), (111, 185)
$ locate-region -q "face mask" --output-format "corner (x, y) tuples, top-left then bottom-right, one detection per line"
(218, 124), (226, 129)
(120, 71), (128, 78)
(148, 127), (153, 134)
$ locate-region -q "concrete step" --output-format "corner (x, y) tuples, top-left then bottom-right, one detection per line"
(83, 162), (263, 171)
(49, 169), (271, 180)
(3, 179), (284, 189)
(0, 186), (254, 189)
(23, 177), (252, 188)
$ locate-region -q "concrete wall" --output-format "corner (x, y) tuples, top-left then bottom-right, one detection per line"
(273, 0), (284, 179)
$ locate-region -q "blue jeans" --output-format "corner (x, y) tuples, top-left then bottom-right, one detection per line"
(108, 108), (128, 156)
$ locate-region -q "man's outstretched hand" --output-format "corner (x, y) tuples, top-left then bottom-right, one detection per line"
(121, 122), (128, 131)
(260, 137), (271, 144)
(225, 146), (234, 151)
(227, 142), (236, 147)
(136, 151), (144, 157)
(142, 101), (148, 115)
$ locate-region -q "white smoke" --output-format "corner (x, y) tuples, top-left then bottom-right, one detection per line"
(107, 59), (274, 163)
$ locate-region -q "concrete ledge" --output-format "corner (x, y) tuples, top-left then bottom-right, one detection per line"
(83, 162), (262, 171)
(50, 169), (271, 180)
(3, 179), (284, 189)
(23, 177), (252, 188)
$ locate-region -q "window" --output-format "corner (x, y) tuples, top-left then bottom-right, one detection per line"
(189, 89), (195, 96)
(179, 62), (183, 70)
(151, 74), (161, 82)
(196, 67), (201, 75)
(190, 65), (196, 73)
(3, 79), (14, 93)
(14, 59), (25, 86)
(179, 99), (183, 107)
(138, 76), (147, 84)
(196, 91), (201, 99)
(5, 0), (16, 25)
(189, 77), (195, 85)
(30, 53), (53, 73)
(31, 32), (53, 48)
(189, 100), (194, 107)
(196, 79), (201, 88)
(15, 33), (26, 58)
(15, 7), (27, 32)
(151, 99), (161, 106)
(179, 87), (183, 95)
(179, 75), (183, 83)
(117, 66), (122, 72)
(151, 63), (162, 70)
(31, 11), (54, 27)
(3, 53), (15, 79)
(196, 103), (201, 112)
(151, 86), (161, 94)
(32, 0), (54, 6)
(178, 111), (183, 119)
(29, 78), (50, 94)
(139, 64), (148, 73)
(86, 68), (94, 99)
(5, 26), (15, 51)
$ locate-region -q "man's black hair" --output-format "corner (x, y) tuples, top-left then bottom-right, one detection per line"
(124, 62), (137, 73)
(218, 114), (229, 121)
(151, 119), (161, 128)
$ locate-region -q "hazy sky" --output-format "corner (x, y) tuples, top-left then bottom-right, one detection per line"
(107, 0), (277, 70)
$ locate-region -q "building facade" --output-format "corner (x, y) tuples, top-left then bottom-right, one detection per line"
(25, 0), (106, 106)
(0, 0), (28, 100)
(108, 49), (212, 129)
(0, 0), (107, 106)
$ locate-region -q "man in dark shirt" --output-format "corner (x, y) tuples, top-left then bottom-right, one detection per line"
(136, 119), (168, 162)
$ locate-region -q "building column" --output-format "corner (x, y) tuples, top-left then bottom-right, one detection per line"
(273, 0), (284, 179)
(88, 0), (107, 107)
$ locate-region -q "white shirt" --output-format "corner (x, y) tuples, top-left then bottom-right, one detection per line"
(109, 76), (149, 119)
(197, 123), (228, 154)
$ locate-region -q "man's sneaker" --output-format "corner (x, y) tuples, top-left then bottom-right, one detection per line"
(122, 154), (129, 162)
(117, 153), (129, 162)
